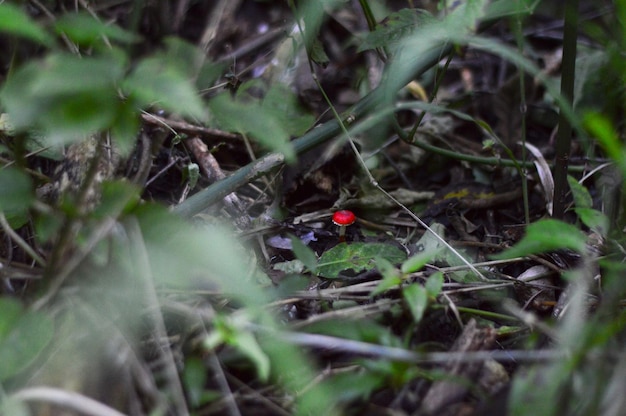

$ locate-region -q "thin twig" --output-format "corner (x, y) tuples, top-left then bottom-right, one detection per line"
(10, 387), (127, 416)
(0, 212), (46, 266)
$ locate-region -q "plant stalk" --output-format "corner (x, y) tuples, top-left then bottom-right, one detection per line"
(552, 0), (579, 219)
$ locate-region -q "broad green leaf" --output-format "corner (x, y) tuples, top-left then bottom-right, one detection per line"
(208, 93), (295, 162)
(230, 328), (270, 381)
(160, 37), (208, 80)
(574, 207), (609, 236)
(584, 112), (626, 175)
(92, 180), (140, 219)
(317, 242), (406, 279)
(484, 0), (540, 20)
(325, 371), (384, 403)
(371, 257), (402, 297)
(55, 12), (139, 46)
(0, 299), (54, 381)
(567, 176), (592, 209)
(424, 271), (444, 298)
(110, 98), (141, 156)
(491, 219), (587, 259)
(182, 357), (208, 407)
(289, 234), (318, 272)
(402, 283), (429, 323)
(0, 54), (125, 142)
(0, 167), (34, 214)
(0, 3), (52, 46)
(262, 84), (315, 137)
(401, 223), (446, 274)
(124, 57), (207, 122)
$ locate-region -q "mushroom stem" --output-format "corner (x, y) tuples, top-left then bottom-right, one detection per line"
(338, 226), (347, 242)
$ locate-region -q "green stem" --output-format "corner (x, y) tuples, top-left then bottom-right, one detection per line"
(552, 0), (579, 219)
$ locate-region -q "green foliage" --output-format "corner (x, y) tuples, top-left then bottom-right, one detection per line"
(0, 3), (52, 46)
(492, 219), (587, 259)
(402, 283), (428, 323)
(289, 234), (318, 272)
(207, 81), (316, 162)
(567, 175), (609, 235)
(123, 55), (207, 123)
(1, 53), (127, 144)
(54, 12), (139, 47)
(203, 314), (270, 381)
(317, 242), (406, 279)
(0, 298), (53, 381)
(0, 166), (33, 215)
(358, 8), (435, 54)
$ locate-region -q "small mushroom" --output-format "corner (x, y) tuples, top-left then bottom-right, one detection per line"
(332, 210), (356, 242)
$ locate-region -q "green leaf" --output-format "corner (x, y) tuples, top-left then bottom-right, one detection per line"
(0, 54), (125, 143)
(401, 223), (446, 274)
(124, 56), (207, 122)
(110, 98), (141, 156)
(55, 12), (139, 46)
(0, 167), (34, 214)
(491, 219), (587, 259)
(317, 242), (406, 279)
(484, 0), (540, 20)
(358, 9), (434, 53)
(584, 112), (626, 175)
(0, 299), (54, 381)
(574, 207), (609, 236)
(371, 257), (402, 296)
(208, 93), (295, 162)
(262, 84), (315, 137)
(325, 371), (384, 403)
(402, 283), (429, 323)
(567, 176), (592, 209)
(0, 3), (52, 46)
(211, 315), (270, 381)
(289, 234), (318, 272)
(424, 271), (444, 298)
(231, 328), (270, 381)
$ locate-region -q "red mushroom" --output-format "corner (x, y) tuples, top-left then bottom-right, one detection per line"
(332, 210), (356, 242)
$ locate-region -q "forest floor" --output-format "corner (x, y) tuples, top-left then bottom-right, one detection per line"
(1, 1), (625, 416)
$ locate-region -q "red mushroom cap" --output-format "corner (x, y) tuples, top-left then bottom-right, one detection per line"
(332, 210), (356, 226)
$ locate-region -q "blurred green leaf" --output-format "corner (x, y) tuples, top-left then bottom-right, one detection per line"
(401, 223), (445, 274)
(402, 283), (428, 323)
(0, 54), (126, 143)
(317, 242), (406, 279)
(492, 219), (587, 259)
(0, 3), (52, 46)
(289, 234), (318, 272)
(575, 207), (609, 237)
(371, 257), (402, 296)
(160, 37), (208, 79)
(0, 299), (54, 381)
(262, 84), (315, 137)
(0, 167), (34, 214)
(425, 271), (444, 298)
(110, 98), (141, 156)
(358, 9), (434, 53)
(484, 0), (539, 19)
(55, 12), (139, 46)
(92, 180), (140, 218)
(325, 370), (384, 403)
(124, 57), (207, 122)
(208, 93), (295, 162)
(584, 112), (626, 175)
(567, 176), (593, 209)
